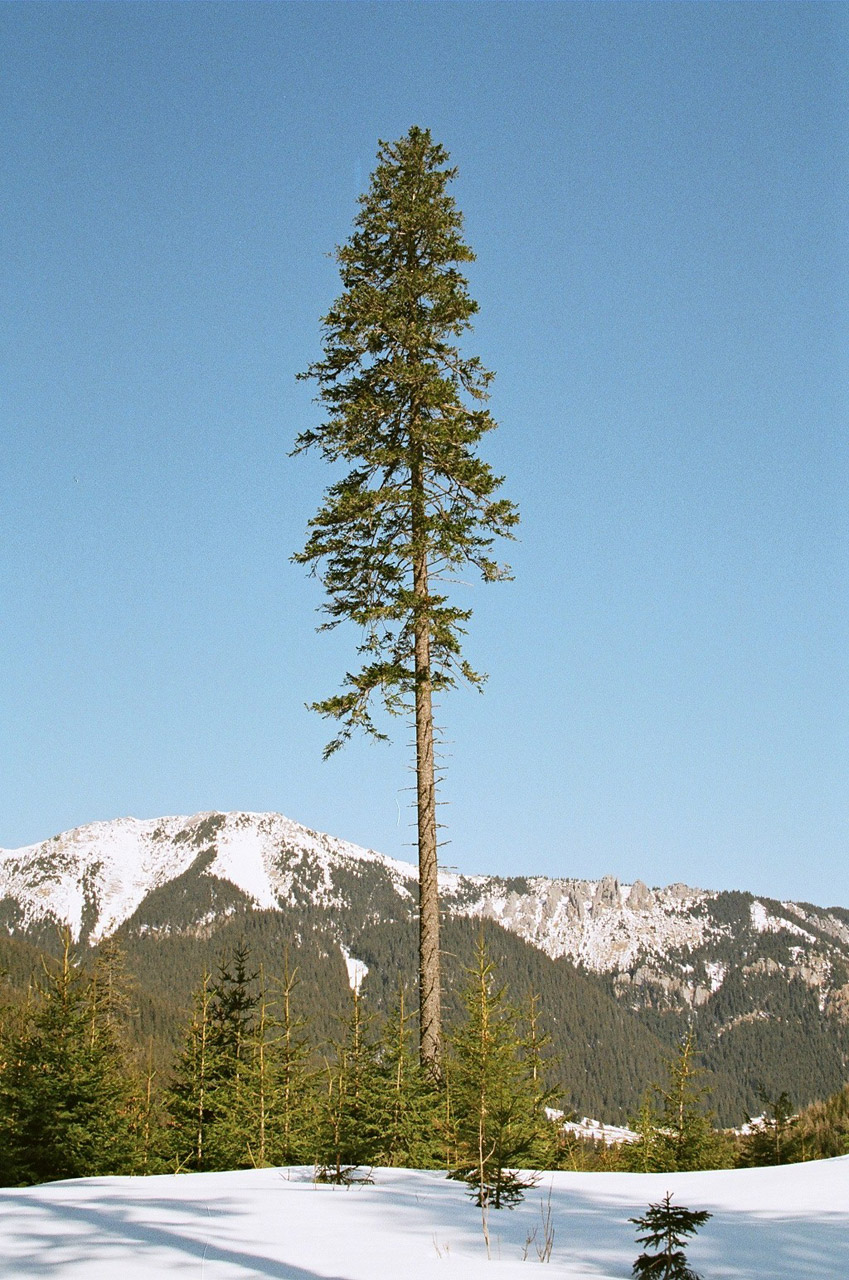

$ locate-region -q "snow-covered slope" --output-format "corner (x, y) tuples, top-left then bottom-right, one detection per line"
(0, 810), (417, 942)
(1, 1158), (847, 1278)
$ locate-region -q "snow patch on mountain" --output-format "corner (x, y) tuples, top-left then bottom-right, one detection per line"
(0, 816), (202, 940)
(204, 820), (279, 910)
(704, 960), (727, 992)
(750, 899), (816, 942)
(340, 944), (369, 993)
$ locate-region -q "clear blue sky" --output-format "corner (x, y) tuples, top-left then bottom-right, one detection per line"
(2, 2), (846, 906)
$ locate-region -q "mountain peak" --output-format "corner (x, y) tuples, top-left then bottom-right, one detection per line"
(0, 810), (416, 943)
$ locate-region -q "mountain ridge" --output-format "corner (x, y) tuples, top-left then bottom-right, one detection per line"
(3, 809), (849, 1124)
(3, 809), (848, 990)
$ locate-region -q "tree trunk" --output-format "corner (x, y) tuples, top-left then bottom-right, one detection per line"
(412, 455), (442, 1075)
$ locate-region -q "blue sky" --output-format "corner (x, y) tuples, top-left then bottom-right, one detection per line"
(2, 2), (846, 906)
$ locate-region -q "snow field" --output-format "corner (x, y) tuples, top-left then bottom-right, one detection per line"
(2, 1158), (848, 1279)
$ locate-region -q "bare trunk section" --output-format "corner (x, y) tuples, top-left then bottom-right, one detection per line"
(412, 453), (442, 1076)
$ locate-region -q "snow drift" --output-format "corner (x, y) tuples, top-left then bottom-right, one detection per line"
(1, 1158), (847, 1278)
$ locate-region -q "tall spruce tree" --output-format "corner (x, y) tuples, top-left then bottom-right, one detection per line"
(294, 126), (518, 1075)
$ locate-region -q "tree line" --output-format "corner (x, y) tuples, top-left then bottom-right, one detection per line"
(1, 930), (845, 1195)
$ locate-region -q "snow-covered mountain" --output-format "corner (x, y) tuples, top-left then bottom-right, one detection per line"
(3, 809), (849, 1009)
(0, 811), (415, 943)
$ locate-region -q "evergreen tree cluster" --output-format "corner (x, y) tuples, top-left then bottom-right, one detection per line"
(0, 936), (141, 1184)
(0, 932), (557, 1200)
(619, 1032), (732, 1174)
(734, 1082), (849, 1165)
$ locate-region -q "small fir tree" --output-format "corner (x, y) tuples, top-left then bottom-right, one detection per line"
(655, 1032), (726, 1171)
(205, 940), (260, 1168)
(246, 966), (273, 1168)
(128, 1038), (162, 1175)
(165, 943), (261, 1171)
(520, 991), (560, 1170)
(630, 1192), (711, 1280)
(271, 954), (318, 1166)
(164, 970), (214, 1171)
(314, 987), (381, 1182)
(372, 983), (444, 1168)
(737, 1089), (796, 1167)
(90, 937), (135, 1038)
(448, 937), (553, 1209)
(622, 1092), (667, 1174)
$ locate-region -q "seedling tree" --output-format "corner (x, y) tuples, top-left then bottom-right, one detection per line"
(273, 953), (317, 1166)
(630, 1193), (711, 1280)
(294, 126), (518, 1075)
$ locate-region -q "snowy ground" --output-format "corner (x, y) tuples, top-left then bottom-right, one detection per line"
(2, 1158), (847, 1278)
